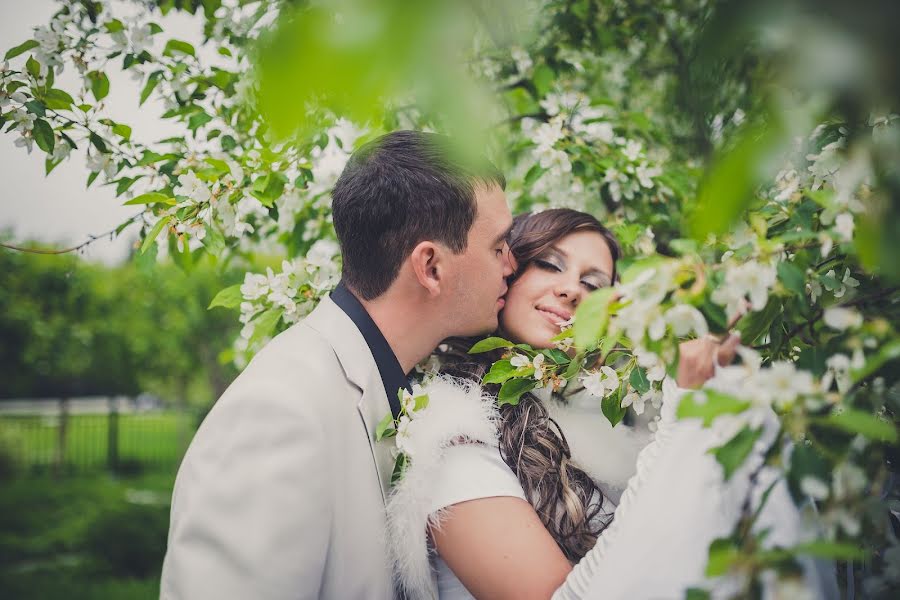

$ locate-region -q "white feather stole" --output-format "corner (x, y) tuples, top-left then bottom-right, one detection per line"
(385, 376), (500, 600)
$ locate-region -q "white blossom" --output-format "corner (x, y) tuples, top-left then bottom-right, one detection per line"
(799, 476), (830, 500)
(757, 361), (815, 407)
(86, 152), (117, 178)
(510, 353), (530, 369)
(240, 272), (269, 300)
(821, 353), (851, 393)
(823, 307), (863, 331)
(582, 366), (620, 398)
(712, 260), (777, 316)
(823, 268), (859, 299)
(833, 212), (854, 242)
(174, 171), (212, 204)
(532, 354), (546, 380)
(621, 390), (644, 414)
(664, 304), (709, 337)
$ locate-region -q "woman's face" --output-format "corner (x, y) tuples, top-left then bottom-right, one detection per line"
(499, 230), (615, 349)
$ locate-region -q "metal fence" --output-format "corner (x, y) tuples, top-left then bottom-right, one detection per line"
(0, 396), (197, 473)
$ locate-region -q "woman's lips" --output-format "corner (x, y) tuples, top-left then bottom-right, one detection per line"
(536, 306), (571, 326)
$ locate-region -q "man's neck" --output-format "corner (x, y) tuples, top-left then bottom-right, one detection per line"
(360, 291), (444, 374)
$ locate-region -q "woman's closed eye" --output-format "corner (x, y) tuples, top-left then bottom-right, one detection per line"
(535, 258), (562, 272)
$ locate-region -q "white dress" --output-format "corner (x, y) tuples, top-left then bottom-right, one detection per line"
(385, 376), (831, 599)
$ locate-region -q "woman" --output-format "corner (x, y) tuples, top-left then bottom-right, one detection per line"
(385, 209), (811, 599)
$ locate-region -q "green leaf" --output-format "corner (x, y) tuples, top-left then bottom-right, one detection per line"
(777, 261), (806, 297)
(25, 55), (40, 78)
(43, 88), (74, 110)
(709, 426), (763, 481)
(188, 111), (213, 131)
(573, 288), (614, 351)
(677, 390), (751, 427)
(375, 412), (396, 441)
(820, 408), (897, 443)
(112, 123), (132, 140)
(123, 192), (174, 206)
(24, 100), (45, 117)
(468, 336), (514, 354)
(413, 393), (429, 412)
(115, 177), (139, 197)
(88, 71), (110, 101)
(483, 360), (517, 385)
(249, 308), (284, 346)
(141, 216), (172, 254)
(31, 118), (54, 153)
(391, 453), (409, 485)
(564, 352), (586, 379)
(201, 224), (226, 256)
(164, 39), (196, 57)
(685, 589), (711, 600)
(104, 18), (125, 33)
(498, 378), (538, 406)
(629, 366), (650, 394)
(250, 172), (288, 207)
(4, 39), (39, 60)
(89, 132), (108, 153)
(737, 297), (781, 345)
(852, 338), (900, 382)
(532, 64), (555, 97)
(601, 385), (627, 427)
(44, 157), (62, 174)
(540, 348), (570, 365)
(140, 72), (162, 105)
(689, 121), (785, 239)
(86, 171), (99, 188)
(789, 540), (867, 561)
(207, 284), (244, 310)
(705, 538), (740, 577)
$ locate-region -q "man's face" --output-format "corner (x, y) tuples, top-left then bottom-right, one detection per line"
(444, 184), (514, 336)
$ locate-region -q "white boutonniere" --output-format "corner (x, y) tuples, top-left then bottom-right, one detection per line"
(375, 383), (430, 484)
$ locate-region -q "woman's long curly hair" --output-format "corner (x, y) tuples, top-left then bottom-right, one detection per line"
(438, 208), (621, 563)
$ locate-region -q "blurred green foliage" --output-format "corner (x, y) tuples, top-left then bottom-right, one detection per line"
(0, 246), (240, 403)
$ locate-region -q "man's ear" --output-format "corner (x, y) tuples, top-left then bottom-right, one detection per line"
(409, 240), (443, 296)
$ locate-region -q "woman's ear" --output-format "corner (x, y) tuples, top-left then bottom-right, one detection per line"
(409, 240), (442, 296)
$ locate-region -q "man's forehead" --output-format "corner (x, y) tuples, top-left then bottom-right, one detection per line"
(474, 184), (512, 231)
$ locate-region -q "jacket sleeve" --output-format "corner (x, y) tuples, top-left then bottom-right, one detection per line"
(160, 361), (333, 600)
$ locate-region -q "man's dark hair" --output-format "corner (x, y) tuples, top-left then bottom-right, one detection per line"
(331, 130), (506, 300)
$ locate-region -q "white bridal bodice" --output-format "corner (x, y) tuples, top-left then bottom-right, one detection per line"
(385, 376), (832, 600)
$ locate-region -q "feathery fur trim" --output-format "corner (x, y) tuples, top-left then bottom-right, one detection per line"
(385, 375), (499, 600)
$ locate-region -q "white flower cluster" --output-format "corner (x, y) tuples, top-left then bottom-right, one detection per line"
(704, 346), (815, 411)
(602, 138), (664, 204)
(234, 239), (341, 361)
(711, 259), (777, 318)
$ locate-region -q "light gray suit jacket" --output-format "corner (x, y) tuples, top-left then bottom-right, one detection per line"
(161, 297), (403, 599)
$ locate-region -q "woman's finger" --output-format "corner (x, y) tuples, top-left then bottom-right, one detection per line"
(715, 333), (741, 367)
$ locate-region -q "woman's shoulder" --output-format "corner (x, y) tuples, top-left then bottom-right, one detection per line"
(385, 375), (523, 600)
(428, 442), (526, 514)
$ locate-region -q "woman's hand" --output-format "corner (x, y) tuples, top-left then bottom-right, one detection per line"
(676, 333), (740, 389)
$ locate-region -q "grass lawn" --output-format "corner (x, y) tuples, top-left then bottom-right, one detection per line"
(0, 470), (176, 599)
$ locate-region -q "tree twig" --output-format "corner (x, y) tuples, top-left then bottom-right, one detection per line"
(0, 212), (144, 256)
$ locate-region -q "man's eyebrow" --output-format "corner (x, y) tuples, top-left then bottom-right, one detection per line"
(493, 223), (514, 246)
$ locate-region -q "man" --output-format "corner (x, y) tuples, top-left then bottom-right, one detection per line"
(160, 131), (514, 599)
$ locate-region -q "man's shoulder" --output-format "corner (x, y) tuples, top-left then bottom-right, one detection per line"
(236, 320), (342, 389)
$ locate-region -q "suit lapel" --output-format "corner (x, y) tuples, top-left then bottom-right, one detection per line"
(305, 297), (395, 502)
(357, 368), (396, 502)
